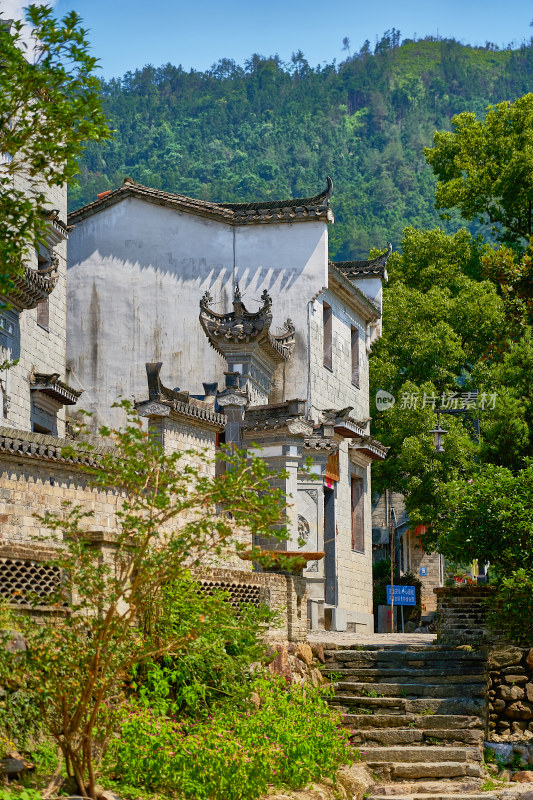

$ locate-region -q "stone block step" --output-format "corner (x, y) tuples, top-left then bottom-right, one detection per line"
(325, 650), (487, 666)
(362, 778), (484, 795)
(326, 668), (487, 683)
(363, 760), (484, 781)
(334, 681), (486, 698)
(341, 713), (484, 730)
(349, 726), (484, 746)
(368, 794), (497, 800)
(330, 695), (485, 717)
(359, 746), (482, 764)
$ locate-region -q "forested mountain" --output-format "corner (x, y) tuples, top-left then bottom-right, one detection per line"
(71, 32), (533, 258)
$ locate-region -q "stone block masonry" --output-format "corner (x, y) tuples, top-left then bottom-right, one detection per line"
(194, 567), (308, 642)
(488, 646), (533, 741)
(435, 585), (498, 645)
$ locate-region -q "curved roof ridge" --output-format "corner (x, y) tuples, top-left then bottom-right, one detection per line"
(68, 176), (333, 227)
(330, 243), (392, 277)
(221, 176), (333, 211)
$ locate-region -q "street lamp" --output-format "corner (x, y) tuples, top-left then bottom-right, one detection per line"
(430, 413), (448, 453)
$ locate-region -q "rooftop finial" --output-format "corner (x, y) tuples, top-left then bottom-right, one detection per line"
(260, 288), (272, 306)
(200, 289), (213, 307)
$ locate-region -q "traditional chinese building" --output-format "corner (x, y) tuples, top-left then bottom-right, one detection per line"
(66, 177), (389, 632)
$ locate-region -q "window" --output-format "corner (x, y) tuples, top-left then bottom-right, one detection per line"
(36, 248), (50, 330)
(323, 302), (332, 370)
(351, 327), (360, 386)
(351, 475), (364, 552)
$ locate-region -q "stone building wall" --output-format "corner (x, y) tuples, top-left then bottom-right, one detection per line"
(308, 290), (368, 423)
(194, 567), (308, 642)
(4, 178), (70, 436)
(0, 429), (119, 549)
(405, 530), (442, 615)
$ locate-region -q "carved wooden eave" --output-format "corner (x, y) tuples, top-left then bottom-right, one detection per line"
(330, 243), (392, 282)
(320, 407), (367, 439)
(303, 423), (339, 454)
(136, 363), (226, 430)
(327, 264), (381, 323)
(69, 176), (334, 227)
(349, 436), (389, 461)
(30, 372), (82, 406)
(199, 285), (295, 364)
(41, 209), (72, 247)
(5, 261), (59, 312)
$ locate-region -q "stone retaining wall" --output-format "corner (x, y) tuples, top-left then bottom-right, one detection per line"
(435, 585), (499, 645)
(488, 647), (533, 741)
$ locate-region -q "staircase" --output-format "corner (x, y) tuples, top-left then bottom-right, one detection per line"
(324, 643), (497, 800)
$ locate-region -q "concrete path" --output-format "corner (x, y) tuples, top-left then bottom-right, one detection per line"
(307, 631), (437, 647)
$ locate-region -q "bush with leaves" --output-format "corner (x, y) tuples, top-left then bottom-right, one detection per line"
(133, 575), (277, 718)
(104, 676), (355, 800)
(0, 402), (291, 799)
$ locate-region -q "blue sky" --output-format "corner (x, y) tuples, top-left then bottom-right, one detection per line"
(4, 0), (533, 78)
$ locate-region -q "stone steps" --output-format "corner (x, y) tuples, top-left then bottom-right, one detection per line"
(368, 794), (497, 800)
(360, 746), (482, 764)
(331, 694), (485, 716)
(342, 714), (484, 730)
(363, 760), (484, 781)
(334, 681), (486, 698)
(364, 778), (485, 795)
(322, 644), (490, 796)
(326, 668), (486, 683)
(350, 726), (484, 746)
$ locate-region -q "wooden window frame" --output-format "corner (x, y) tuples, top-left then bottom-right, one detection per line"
(351, 326), (360, 387)
(351, 474), (365, 553)
(323, 302), (332, 370)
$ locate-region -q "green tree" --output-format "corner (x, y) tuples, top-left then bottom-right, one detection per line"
(370, 226), (504, 520)
(425, 94), (533, 249)
(0, 403), (291, 798)
(0, 5), (109, 292)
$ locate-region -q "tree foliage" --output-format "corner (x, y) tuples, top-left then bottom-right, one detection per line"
(0, 5), (109, 292)
(425, 94), (533, 249)
(70, 35), (533, 257)
(0, 403), (291, 799)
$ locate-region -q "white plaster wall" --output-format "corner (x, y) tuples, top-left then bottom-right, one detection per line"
(336, 447), (374, 627)
(309, 290), (369, 423)
(67, 198), (328, 428)
(1, 178), (68, 435)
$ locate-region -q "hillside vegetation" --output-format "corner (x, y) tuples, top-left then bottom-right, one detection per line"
(71, 32), (533, 257)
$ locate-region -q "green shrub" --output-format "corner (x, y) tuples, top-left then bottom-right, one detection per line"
(133, 575), (277, 717)
(105, 676), (355, 800)
(488, 569), (533, 646)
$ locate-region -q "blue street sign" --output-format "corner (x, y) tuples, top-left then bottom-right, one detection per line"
(386, 585), (416, 606)
(420, 567), (427, 577)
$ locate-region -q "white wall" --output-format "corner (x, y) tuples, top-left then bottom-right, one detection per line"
(67, 198), (328, 427)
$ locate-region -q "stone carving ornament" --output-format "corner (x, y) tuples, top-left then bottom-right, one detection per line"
(298, 514), (310, 547)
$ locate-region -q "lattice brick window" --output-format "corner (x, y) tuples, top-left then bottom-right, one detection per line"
(0, 558), (63, 606)
(198, 580), (262, 610)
